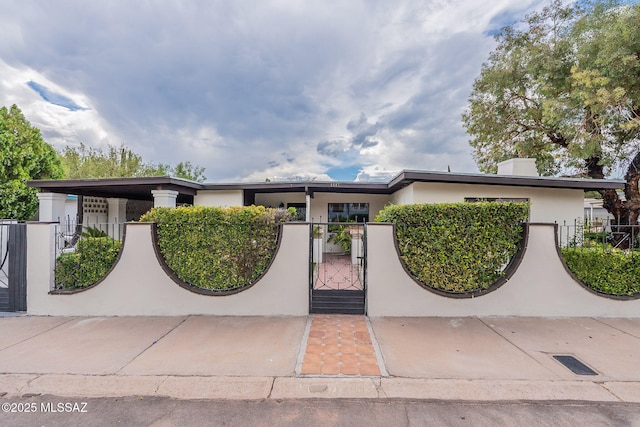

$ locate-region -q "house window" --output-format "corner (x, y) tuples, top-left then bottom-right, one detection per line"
(465, 197), (529, 203)
(328, 203), (369, 223)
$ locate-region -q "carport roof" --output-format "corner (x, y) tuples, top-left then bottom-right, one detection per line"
(27, 176), (202, 202)
(27, 170), (625, 201)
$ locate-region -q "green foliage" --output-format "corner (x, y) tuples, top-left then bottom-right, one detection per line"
(139, 205), (294, 291)
(55, 237), (122, 289)
(328, 225), (353, 254)
(561, 247), (640, 296)
(80, 226), (108, 238)
(0, 104), (63, 220)
(584, 190), (602, 199)
(60, 143), (206, 181)
(463, 1), (640, 177)
(60, 143), (169, 178)
(171, 161), (206, 182)
(376, 202), (529, 293)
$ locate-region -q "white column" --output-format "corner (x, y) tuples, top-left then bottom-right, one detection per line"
(36, 192), (67, 223)
(107, 198), (127, 224)
(305, 194), (311, 222)
(151, 190), (179, 208)
(107, 198), (127, 240)
(351, 229), (364, 265)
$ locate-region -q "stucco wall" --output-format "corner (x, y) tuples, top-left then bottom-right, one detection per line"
(366, 223), (640, 317)
(27, 221), (640, 317)
(389, 185), (413, 205)
(26, 222), (309, 316)
(193, 190), (244, 207)
(405, 182), (583, 225)
(308, 193), (391, 223)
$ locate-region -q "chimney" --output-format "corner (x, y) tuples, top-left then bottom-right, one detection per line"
(497, 158), (539, 176)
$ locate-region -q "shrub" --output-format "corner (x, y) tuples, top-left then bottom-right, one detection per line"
(561, 247), (640, 296)
(376, 202), (529, 293)
(139, 205), (294, 291)
(327, 224), (354, 254)
(55, 237), (122, 289)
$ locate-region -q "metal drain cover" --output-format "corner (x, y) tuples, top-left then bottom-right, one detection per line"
(553, 355), (597, 376)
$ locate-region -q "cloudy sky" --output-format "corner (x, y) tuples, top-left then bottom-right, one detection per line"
(0, 0), (547, 182)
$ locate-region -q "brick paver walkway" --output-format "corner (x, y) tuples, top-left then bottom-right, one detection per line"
(313, 254), (363, 290)
(300, 315), (381, 376)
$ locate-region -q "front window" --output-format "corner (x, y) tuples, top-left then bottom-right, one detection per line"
(464, 197), (529, 203)
(328, 203), (369, 223)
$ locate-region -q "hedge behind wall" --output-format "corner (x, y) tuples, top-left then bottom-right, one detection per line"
(376, 202), (529, 294)
(140, 205), (295, 291)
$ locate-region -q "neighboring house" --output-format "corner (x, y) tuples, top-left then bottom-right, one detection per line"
(584, 197), (617, 225)
(28, 159), (624, 231)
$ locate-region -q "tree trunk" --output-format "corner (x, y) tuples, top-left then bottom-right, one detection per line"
(586, 153), (640, 249)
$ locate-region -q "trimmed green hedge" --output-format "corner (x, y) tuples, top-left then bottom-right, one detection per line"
(139, 205), (294, 291)
(561, 247), (640, 296)
(376, 202), (529, 293)
(55, 237), (122, 289)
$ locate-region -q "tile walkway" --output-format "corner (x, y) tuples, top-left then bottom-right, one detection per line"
(300, 315), (381, 376)
(313, 254), (363, 290)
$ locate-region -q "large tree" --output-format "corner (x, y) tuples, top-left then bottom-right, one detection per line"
(61, 144), (206, 182)
(463, 0), (640, 225)
(170, 161), (206, 183)
(0, 104), (63, 220)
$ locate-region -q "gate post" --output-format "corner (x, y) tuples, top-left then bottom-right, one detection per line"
(26, 223), (57, 314)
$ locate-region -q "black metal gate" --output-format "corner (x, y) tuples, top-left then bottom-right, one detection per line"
(309, 222), (366, 314)
(0, 223), (27, 312)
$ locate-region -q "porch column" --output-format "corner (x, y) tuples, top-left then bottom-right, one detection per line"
(305, 194), (311, 222)
(36, 192), (67, 223)
(106, 198), (127, 224)
(151, 190), (179, 208)
(107, 198), (127, 240)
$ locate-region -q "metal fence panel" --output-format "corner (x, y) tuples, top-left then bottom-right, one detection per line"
(8, 224), (27, 311)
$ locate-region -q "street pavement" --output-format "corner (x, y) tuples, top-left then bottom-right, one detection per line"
(2, 396), (640, 427)
(0, 314), (640, 403)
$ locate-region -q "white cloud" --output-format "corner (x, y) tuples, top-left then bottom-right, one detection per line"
(0, 59), (113, 151)
(0, 0), (547, 181)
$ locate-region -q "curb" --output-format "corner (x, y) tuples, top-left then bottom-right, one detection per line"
(2, 374), (640, 403)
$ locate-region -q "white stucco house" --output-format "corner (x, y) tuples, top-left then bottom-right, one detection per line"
(28, 158), (624, 230)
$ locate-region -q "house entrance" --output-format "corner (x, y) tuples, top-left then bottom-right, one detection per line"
(309, 222), (366, 314)
(0, 222), (27, 312)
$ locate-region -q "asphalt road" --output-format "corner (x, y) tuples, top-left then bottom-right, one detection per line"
(1, 396), (639, 427)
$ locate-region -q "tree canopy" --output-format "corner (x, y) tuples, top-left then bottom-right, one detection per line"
(0, 104), (63, 220)
(60, 144), (207, 182)
(462, 0), (640, 224)
(0, 103), (207, 218)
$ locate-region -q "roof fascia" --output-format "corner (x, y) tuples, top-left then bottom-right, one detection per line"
(389, 170), (625, 191)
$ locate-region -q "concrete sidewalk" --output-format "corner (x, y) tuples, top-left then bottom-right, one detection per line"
(1, 315), (639, 402)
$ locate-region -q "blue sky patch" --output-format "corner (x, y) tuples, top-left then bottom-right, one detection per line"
(326, 165), (362, 181)
(27, 81), (87, 111)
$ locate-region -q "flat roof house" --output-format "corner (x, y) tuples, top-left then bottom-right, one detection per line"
(28, 158), (624, 228)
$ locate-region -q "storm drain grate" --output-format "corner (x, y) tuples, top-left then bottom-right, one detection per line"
(553, 355), (597, 376)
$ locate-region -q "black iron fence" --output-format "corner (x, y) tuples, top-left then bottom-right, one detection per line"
(310, 222), (366, 291)
(54, 220), (123, 290)
(558, 218), (640, 254)
(0, 221), (13, 289)
(0, 221), (27, 311)
(558, 219), (640, 296)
